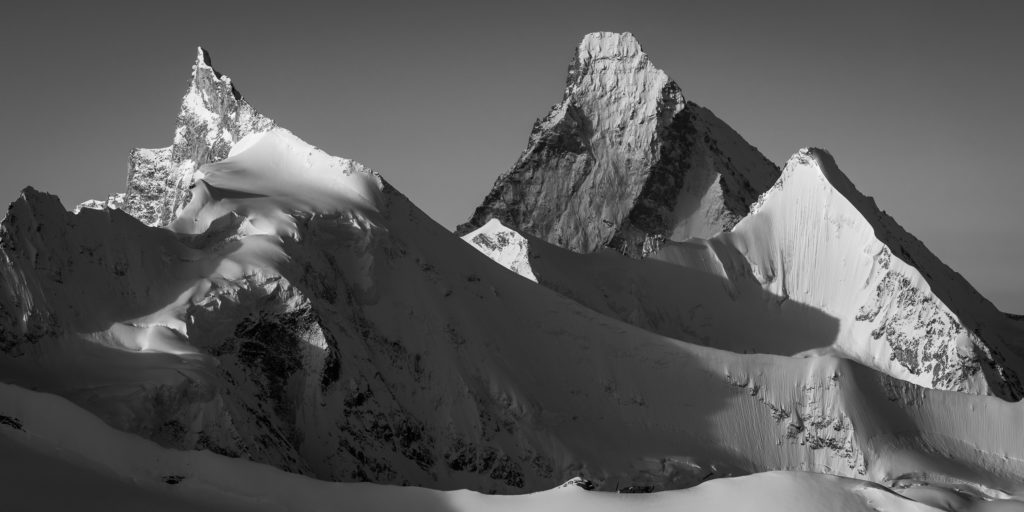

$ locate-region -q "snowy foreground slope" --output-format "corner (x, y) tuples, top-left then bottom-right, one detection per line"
(2, 382), (975, 512)
(1, 35), (1024, 511)
(462, 33), (1023, 400)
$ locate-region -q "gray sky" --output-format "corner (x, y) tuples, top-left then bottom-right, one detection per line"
(1, 1), (1022, 312)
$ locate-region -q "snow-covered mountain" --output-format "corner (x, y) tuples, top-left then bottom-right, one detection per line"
(2, 33), (1024, 511)
(9, 154), (1024, 495)
(464, 150), (1024, 399)
(457, 32), (780, 257)
(461, 33), (1023, 400)
(7, 380), (986, 512)
(722, 149), (1022, 397)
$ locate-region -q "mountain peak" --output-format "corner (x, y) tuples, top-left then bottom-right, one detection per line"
(189, 46), (241, 101)
(115, 47), (275, 227)
(566, 31), (668, 99)
(18, 185), (41, 199)
(754, 147), (880, 219)
(575, 31), (645, 62)
(3, 187), (66, 234)
(730, 147), (1024, 398)
(458, 33), (779, 257)
(196, 46), (213, 67)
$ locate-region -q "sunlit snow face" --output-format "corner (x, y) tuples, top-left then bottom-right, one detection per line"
(173, 129), (385, 238)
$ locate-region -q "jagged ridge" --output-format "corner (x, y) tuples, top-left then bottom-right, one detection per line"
(112, 47), (275, 226)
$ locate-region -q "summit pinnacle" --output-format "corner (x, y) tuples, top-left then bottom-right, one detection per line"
(118, 47), (275, 227)
(458, 32), (779, 257)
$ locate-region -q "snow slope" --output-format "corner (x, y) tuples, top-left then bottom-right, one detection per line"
(458, 32), (779, 257)
(1, 381), (971, 512)
(462, 218), (843, 354)
(721, 148), (1023, 398)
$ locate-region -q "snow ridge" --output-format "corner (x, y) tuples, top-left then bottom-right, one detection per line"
(730, 148), (1023, 398)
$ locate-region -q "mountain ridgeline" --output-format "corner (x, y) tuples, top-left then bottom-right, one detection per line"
(1, 32), (1024, 504)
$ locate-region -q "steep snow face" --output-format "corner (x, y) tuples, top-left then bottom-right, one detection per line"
(462, 219), (537, 282)
(119, 48), (275, 226)
(172, 129), (385, 238)
(458, 32), (779, 257)
(724, 149), (1023, 398)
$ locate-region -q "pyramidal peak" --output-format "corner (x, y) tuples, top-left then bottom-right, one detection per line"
(102, 47), (276, 227)
(196, 45), (214, 67)
(565, 31), (679, 128)
(724, 147), (1024, 398)
(191, 45), (242, 102)
(567, 32), (661, 89)
(459, 31), (779, 257)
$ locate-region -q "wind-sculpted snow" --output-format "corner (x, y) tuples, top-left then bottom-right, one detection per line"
(117, 48), (275, 226)
(458, 32), (779, 257)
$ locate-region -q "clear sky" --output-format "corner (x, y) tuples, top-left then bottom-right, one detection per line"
(1, 1), (1022, 312)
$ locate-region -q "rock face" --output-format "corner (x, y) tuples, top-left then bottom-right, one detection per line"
(457, 32), (779, 257)
(119, 48), (274, 226)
